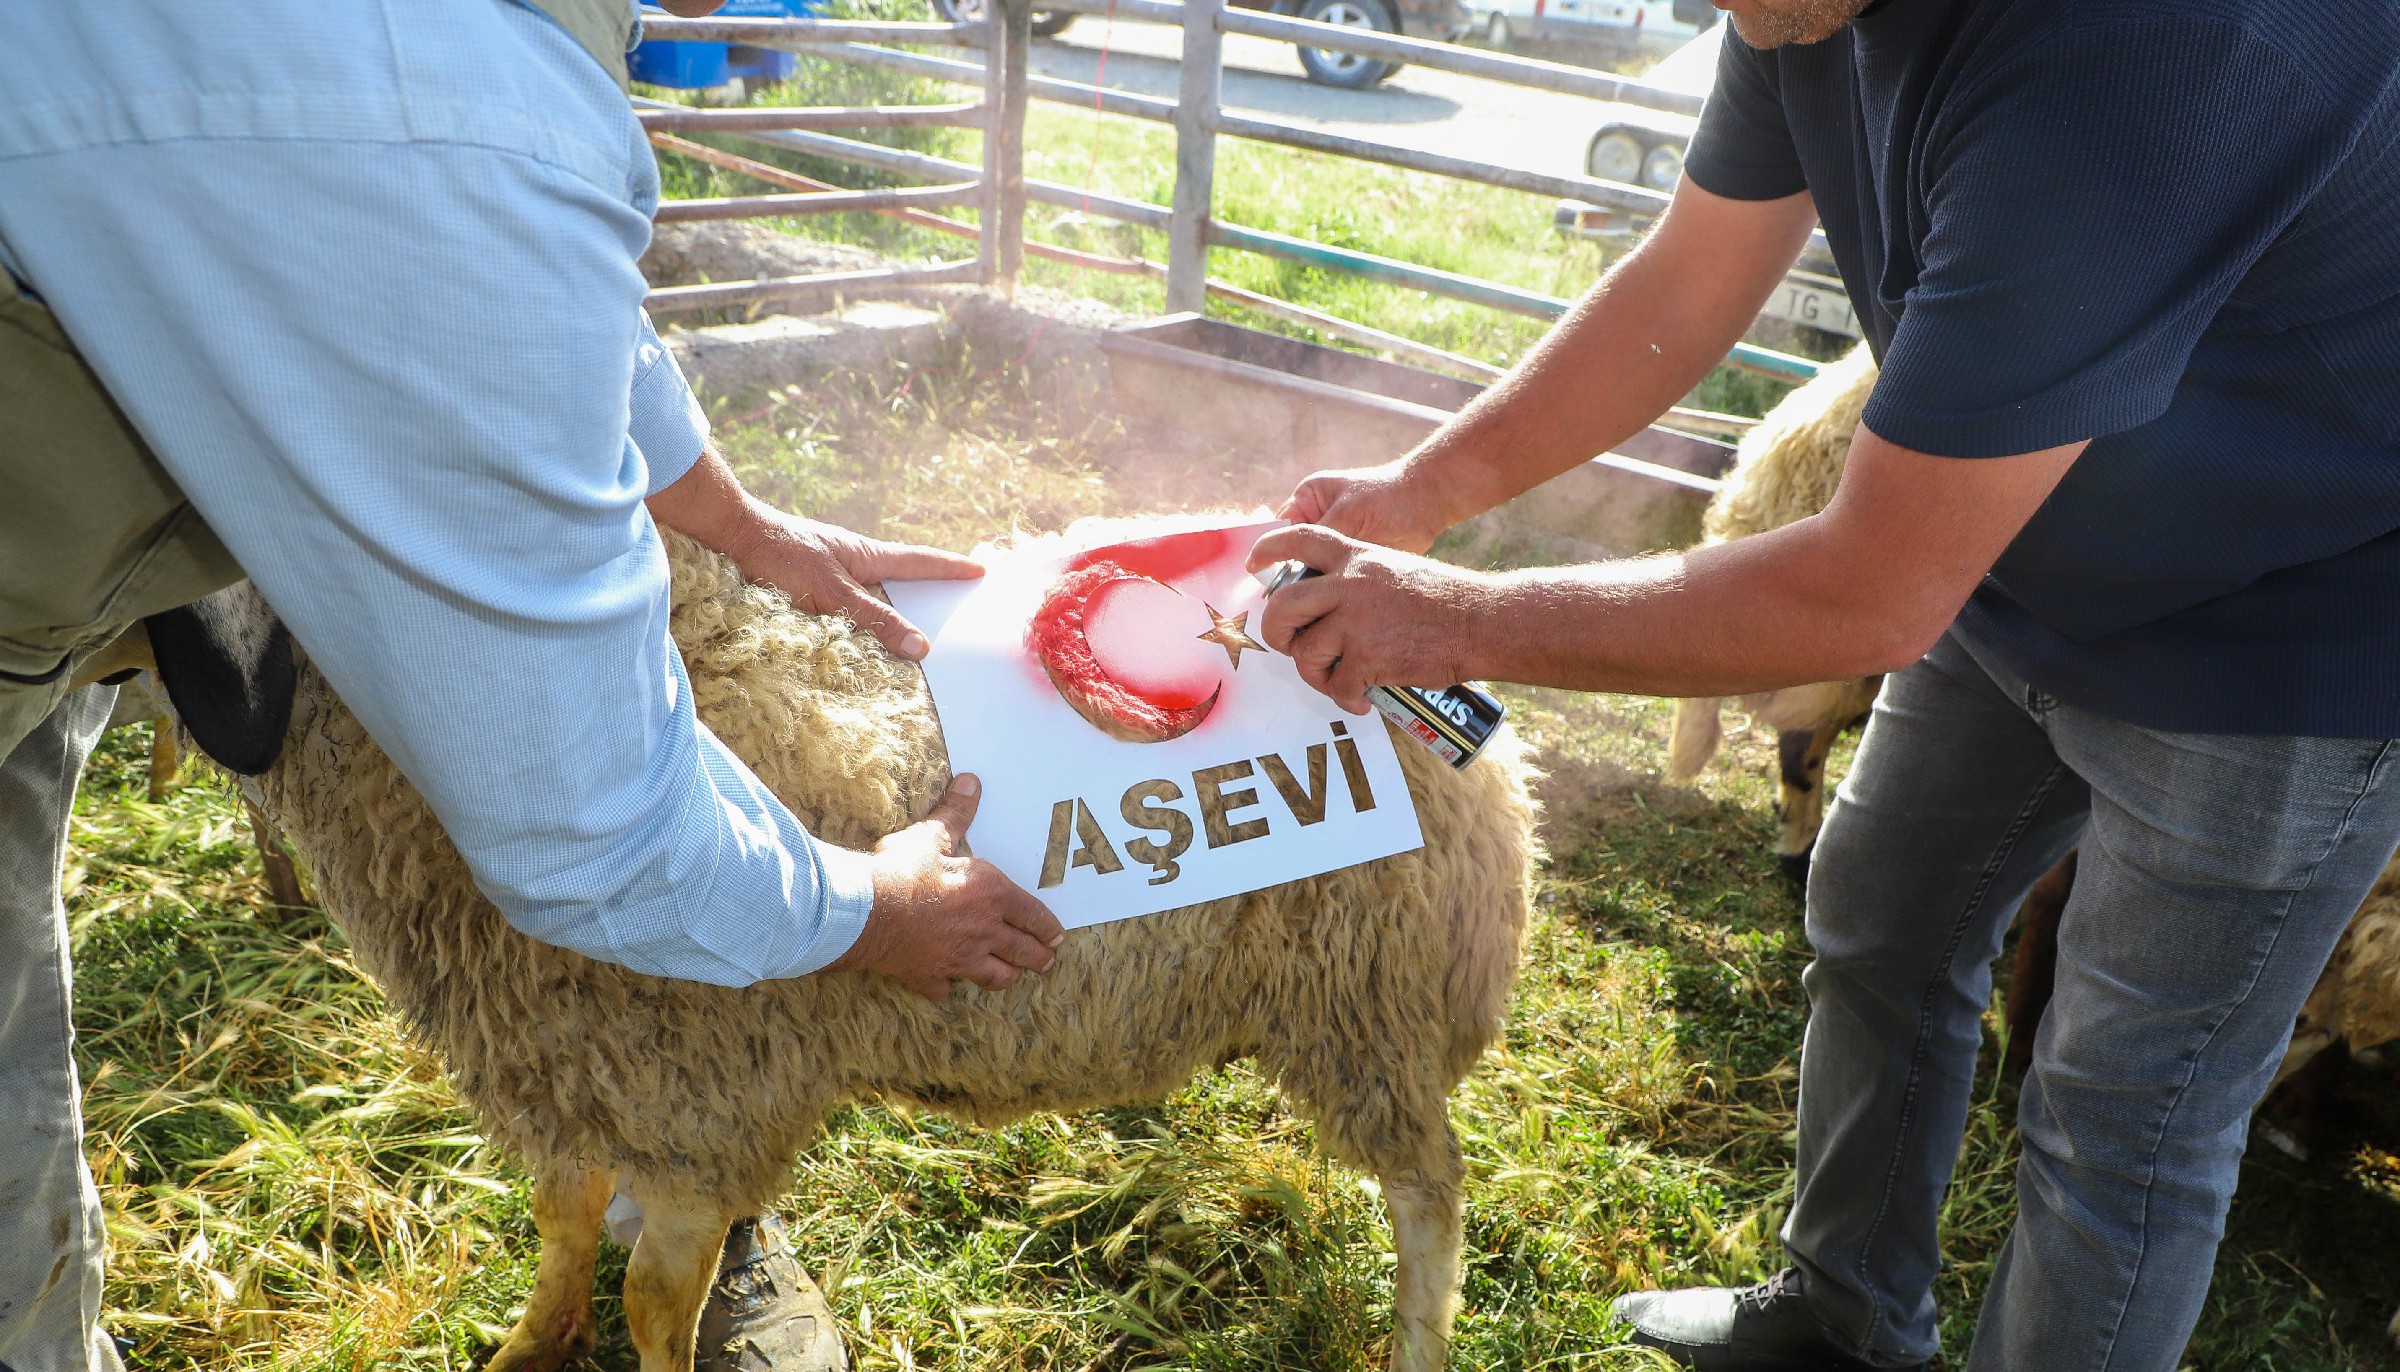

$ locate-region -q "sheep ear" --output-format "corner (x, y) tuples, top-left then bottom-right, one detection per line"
(144, 584), (295, 776)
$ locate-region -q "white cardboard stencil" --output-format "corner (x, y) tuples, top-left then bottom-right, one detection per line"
(885, 517), (1425, 929)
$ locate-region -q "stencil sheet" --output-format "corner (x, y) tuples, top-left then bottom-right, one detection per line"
(885, 517), (1425, 928)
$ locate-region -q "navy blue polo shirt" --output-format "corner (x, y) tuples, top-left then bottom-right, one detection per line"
(1685, 0), (2400, 737)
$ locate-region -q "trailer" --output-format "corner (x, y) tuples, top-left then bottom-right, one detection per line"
(1552, 20), (1863, 342)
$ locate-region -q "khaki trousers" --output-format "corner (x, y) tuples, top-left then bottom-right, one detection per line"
(0, 687), (122, 1372)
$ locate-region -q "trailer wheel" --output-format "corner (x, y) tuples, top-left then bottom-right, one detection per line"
(1641, 140), (1684, 190)
(1296, 0), (1400, 88)
(1587, 129), (1645, 184)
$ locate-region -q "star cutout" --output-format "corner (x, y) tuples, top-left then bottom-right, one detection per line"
(1197, 604), (1266, 669)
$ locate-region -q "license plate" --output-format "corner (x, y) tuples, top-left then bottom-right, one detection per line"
(1762, 275), (1860, 338)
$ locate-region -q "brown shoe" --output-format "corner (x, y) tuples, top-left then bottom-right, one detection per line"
(694, 1214), (849, 1372)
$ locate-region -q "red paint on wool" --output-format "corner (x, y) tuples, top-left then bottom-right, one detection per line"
(1028, 560), (1221, 742)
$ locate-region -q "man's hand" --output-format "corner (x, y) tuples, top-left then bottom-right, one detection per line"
(720, 509), (980, 661)
(835, 774), (1066, 1001)
(648, 447), (979, 660)
(1246, 524), (1498, 713)
(1280, 461), (1455, 554)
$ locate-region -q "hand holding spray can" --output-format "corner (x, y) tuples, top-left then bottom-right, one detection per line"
(1254, 560), (1506, 769)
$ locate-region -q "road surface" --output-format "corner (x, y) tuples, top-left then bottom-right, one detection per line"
(1029, 18), (1613, 183)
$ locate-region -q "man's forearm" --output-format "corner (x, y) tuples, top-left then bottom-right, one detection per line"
(1401, 185), (1821, 527)
(1478, 527), (1921, 698)
(1469, 429), (2089, 697)
(1252, 427), (2086, 710)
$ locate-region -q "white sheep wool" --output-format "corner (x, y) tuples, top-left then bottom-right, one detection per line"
(887, 515), (1425, 929)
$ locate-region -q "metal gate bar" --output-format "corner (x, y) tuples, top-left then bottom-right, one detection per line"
(636, 104), (987, 132)
(636, 6), (1030, 304)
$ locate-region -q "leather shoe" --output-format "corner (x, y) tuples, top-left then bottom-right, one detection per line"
(694, 1214), (849, 1372)
(1610, 1267), (1923, 1370)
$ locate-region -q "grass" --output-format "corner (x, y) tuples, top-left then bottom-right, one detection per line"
(66, 349), (2400, 1370)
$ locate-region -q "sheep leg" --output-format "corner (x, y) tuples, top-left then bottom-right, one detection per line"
(1666, 698), (1724, 781)
(2003, 849), (2076, 1080)
(2257, 1038), (2350, 1162)
(147, 722), (179, 801)
(622, 1186), (736, 1372)
(488, 1160), (614, 1372)
(1303, 1051), (1468, 1371)
(1383, 1153), (1465, 1372)
(244, 798), (311, 910)
(1771, 726), (1839, 884)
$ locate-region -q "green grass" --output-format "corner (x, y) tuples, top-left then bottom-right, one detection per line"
(67, 354), (2400, 1369)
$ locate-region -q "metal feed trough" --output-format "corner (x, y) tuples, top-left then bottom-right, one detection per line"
(647, 259), (1735, 567)
(1097, 313), (1731, 554)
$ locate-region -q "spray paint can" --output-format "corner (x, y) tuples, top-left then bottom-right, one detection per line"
(1254, 560), (1507, 769)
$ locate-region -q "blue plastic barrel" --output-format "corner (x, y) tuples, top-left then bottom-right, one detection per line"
(630, 0), (821, 89)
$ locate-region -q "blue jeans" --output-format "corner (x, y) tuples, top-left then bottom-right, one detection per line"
(1785, 627), (2400, 1370)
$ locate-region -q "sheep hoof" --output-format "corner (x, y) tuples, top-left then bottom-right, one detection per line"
(486, 1315), (597, 1372)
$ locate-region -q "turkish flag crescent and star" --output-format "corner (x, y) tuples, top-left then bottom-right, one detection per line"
(884, 516), (1425, 930)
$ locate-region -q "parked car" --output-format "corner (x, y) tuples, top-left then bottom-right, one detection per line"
(927, 0), (1470, 89)
(1469, 0), (1710, 55)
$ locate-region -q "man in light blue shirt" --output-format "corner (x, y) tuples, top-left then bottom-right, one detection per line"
(0, 2), (1060, 1368)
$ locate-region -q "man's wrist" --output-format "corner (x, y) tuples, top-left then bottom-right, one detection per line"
(1457, 571), (1529, 684)
(1397, 435), (1507, 536)
(825, 848), (896, 975)
(648, 449), (771, 559)
(707, 495), (785, 570)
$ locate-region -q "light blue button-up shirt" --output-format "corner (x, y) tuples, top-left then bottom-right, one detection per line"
(0, 0), (875, 985)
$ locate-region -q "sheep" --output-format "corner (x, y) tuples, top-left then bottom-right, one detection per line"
(1666, 343), (1880, 880)
(232, 524), (1540, 1372)
(1686, 344), (2400, 1148)
(1668, 343), (2400, 1341)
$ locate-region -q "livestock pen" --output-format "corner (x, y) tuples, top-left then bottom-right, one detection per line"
(58, 5), (2400, 1369)
(74, 296), (2400, 1366)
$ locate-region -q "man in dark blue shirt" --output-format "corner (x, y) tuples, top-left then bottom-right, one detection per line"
(1241, 0), (2400, 1367)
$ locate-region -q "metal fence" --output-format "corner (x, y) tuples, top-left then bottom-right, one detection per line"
(633, 12), (1027, 316)
(636, 2), (1825, 388)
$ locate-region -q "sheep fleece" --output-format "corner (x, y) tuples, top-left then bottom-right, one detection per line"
(248, 533), (1539, 1212)
(1666, 342), (1881, 786)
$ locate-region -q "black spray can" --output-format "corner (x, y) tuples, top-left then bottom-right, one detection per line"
(1255, 560), (1507, 769)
